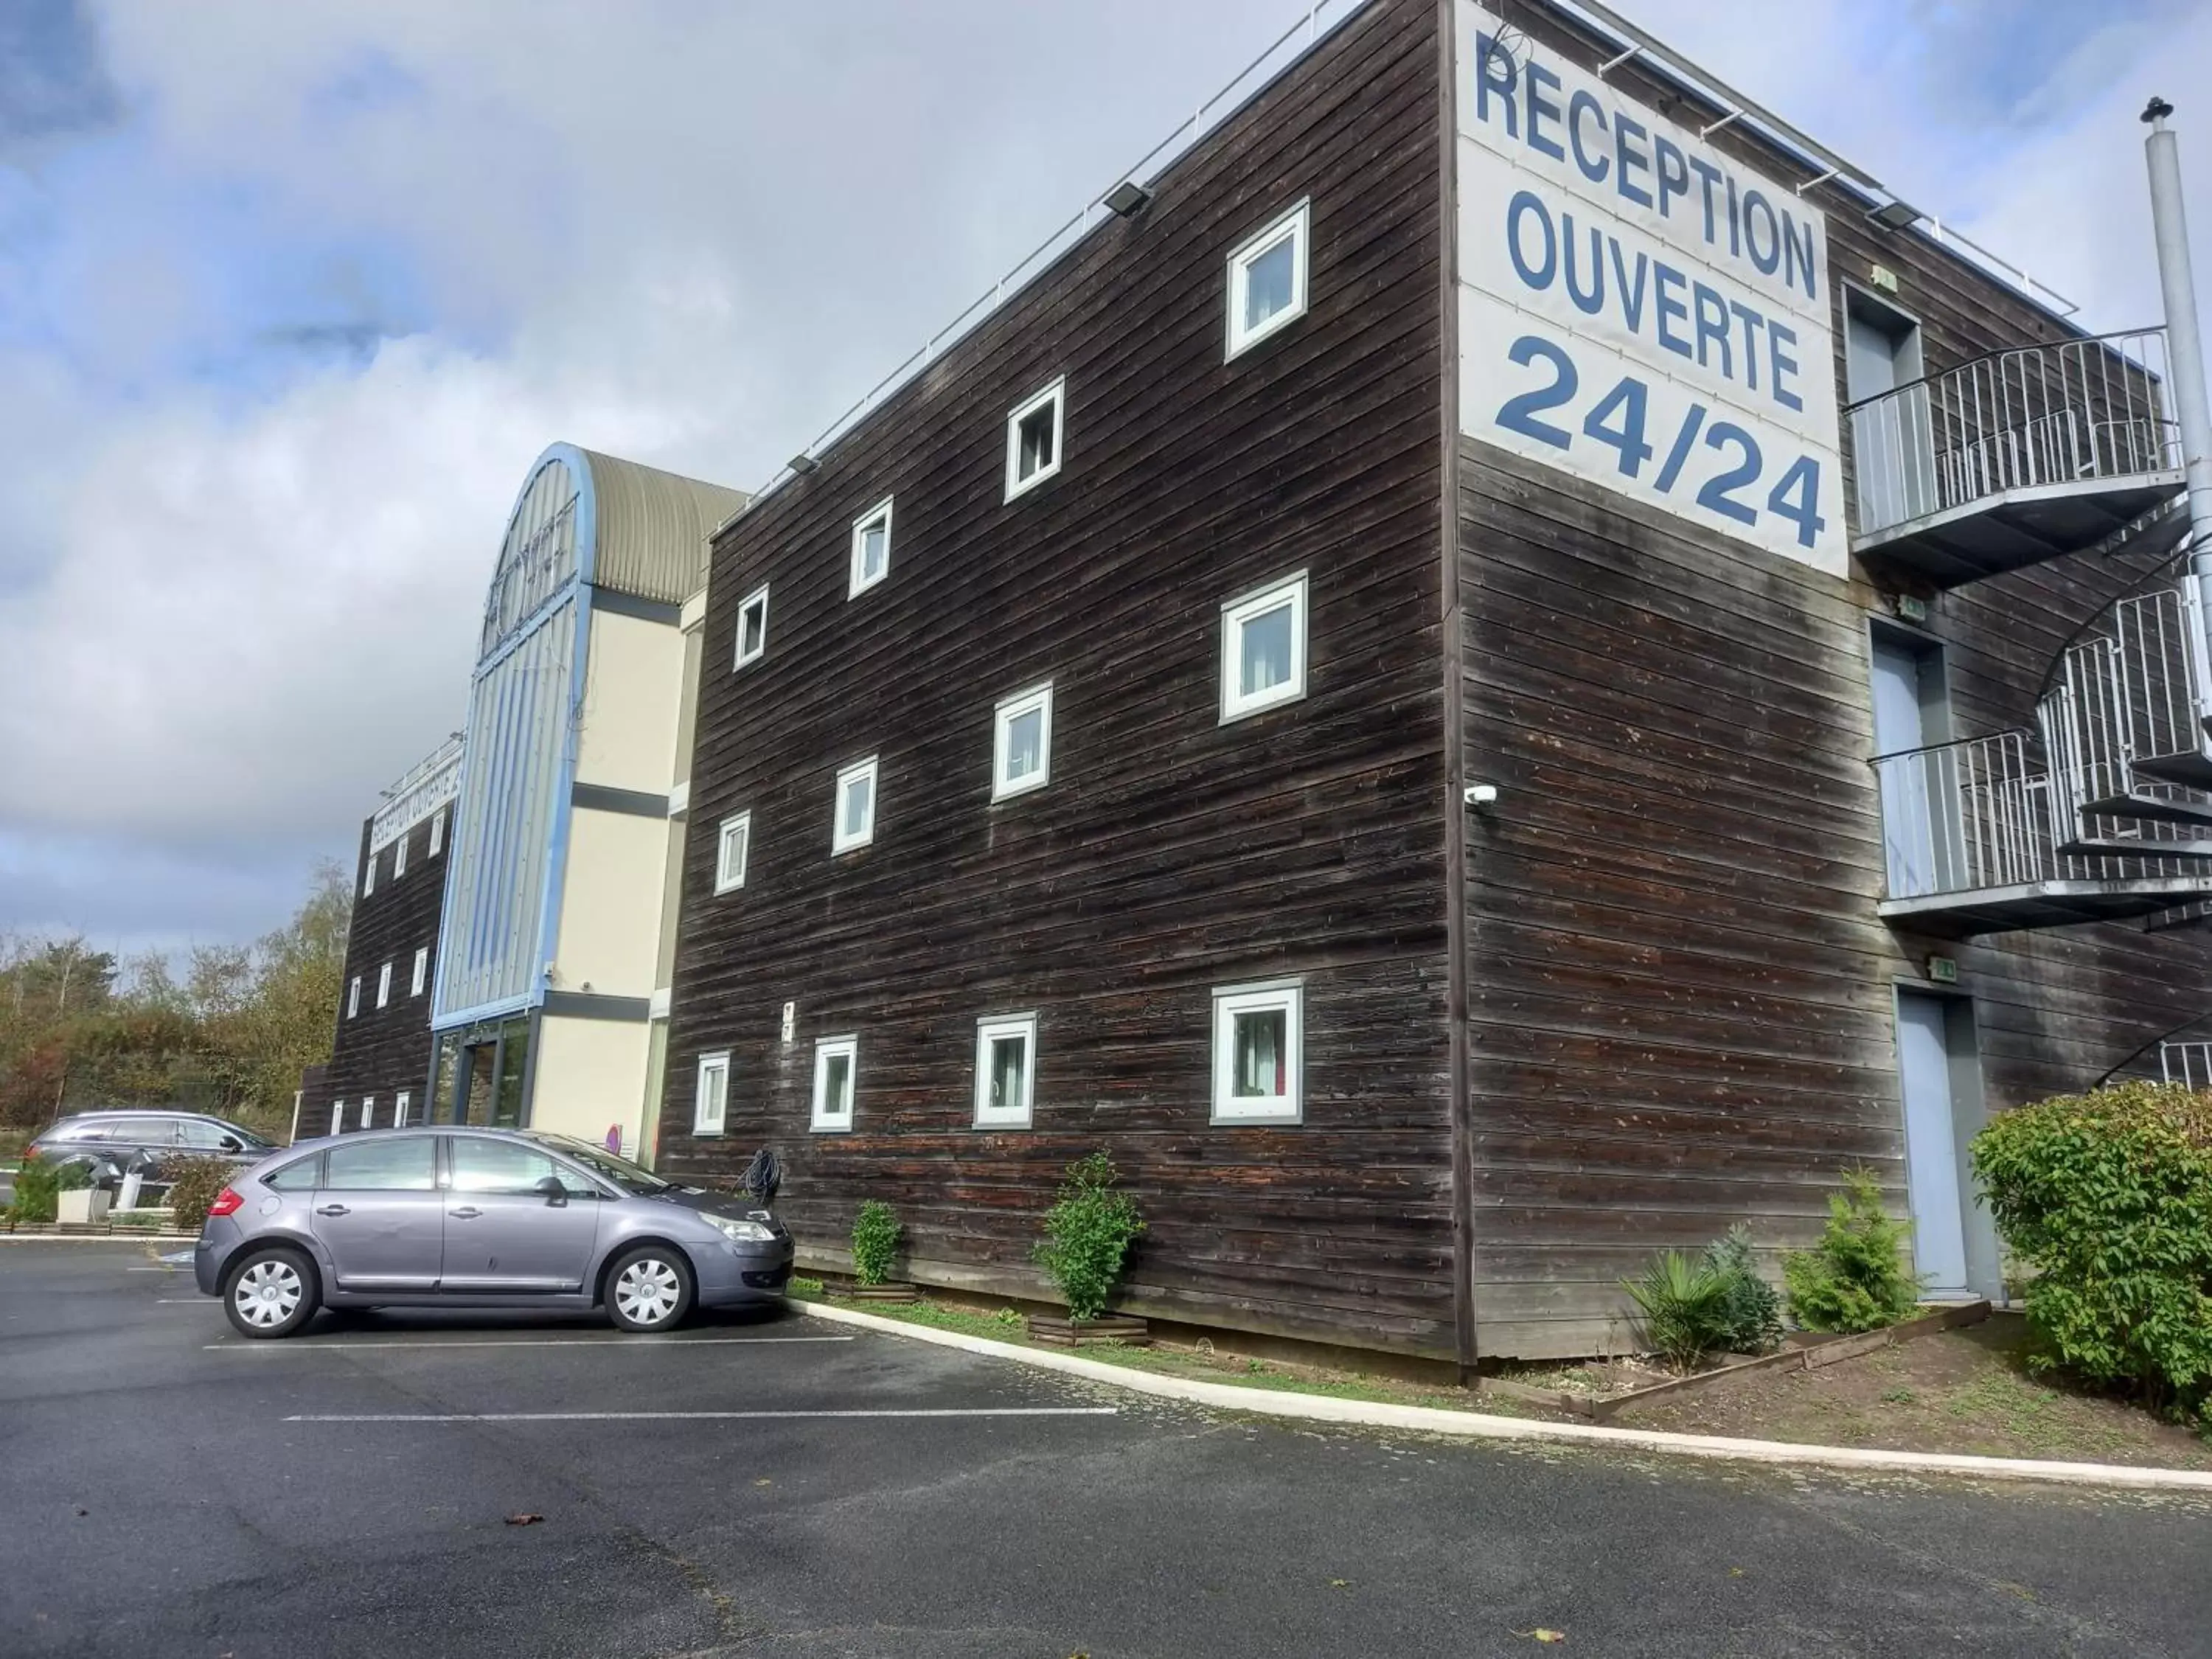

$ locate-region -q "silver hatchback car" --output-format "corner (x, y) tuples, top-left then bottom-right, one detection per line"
(195, 1127), (793, 1339)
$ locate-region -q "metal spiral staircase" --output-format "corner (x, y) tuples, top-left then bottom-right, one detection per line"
(1857, 326), (2212, 933)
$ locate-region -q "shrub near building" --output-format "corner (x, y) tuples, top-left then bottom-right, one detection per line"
(1972, 1082), (2212, 1420)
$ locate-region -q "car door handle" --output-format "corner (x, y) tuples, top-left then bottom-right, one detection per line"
(316, 1204), (349, 1217)
(450, 1206), (482, 1220)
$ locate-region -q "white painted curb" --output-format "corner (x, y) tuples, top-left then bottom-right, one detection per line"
(799, 1300), (2212, 1492)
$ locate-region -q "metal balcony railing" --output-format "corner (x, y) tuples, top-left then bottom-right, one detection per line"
(1848, 328), (2179, 540)
(1874, 731), (2050, 900)
(1875, 572), (2212, 917)
(2161, 1041), (2212, 1088)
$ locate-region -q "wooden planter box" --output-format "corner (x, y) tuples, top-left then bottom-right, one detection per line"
(845, 1282), (919, 1304)
(1026, 1314), (1151, 1348)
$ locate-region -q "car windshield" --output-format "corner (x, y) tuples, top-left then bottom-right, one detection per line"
(523, 1133), (672, 1196)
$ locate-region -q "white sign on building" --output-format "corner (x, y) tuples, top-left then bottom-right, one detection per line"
(1456, 2), (1846, 577)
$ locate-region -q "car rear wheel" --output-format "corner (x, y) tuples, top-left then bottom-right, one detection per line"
(605, 1245), (695, 1334)
(223, 1246), (319, 1340)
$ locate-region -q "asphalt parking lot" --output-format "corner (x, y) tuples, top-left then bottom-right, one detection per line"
(4, 1242), (2211, 1658)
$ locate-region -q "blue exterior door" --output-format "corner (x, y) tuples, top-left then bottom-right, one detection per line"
(1895, 991), (1970, 1297)
(1872, 636), (1936, 896)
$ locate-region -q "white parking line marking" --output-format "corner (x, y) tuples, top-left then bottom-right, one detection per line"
(206, 1335), (858, 1352)
(288, 1408), (1119, 1422)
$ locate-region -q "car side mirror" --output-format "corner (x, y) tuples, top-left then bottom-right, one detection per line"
(535, 1174), (568, 1207)
(219, 1135), (243, 1152)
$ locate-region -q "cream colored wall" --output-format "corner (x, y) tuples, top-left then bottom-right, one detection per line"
(554, 807), (667, 997)
(574, 608), (683, 794)
(530, 1015), (653, 1151)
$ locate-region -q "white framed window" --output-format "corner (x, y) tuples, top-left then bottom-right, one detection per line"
(716, 811), (752, 894)
(1226, 198), (1311, 359)
(1220, 571), (1309, 723)
(363, 855), (376, 898)
(394, 833), (408, 880)
(832, 756), (879, 855)
(812, 1034), (858, 1133)
(359, 1096), (375, 1131)
(411, 947), (429, 997)
(330, 1101), (345, 1135)
(1211, 979), (1303, 1124)
(428, 810), (445, 858)
(694, 1051), (730, 1136)
(974, 1013), (1037, 1129)
(849, 498), (894, 597)
(1004, 377), (1066, 501)
(376, 961), (392, 1009)
(394, 1091), (412, 1127)
(734, 582), (771, 667)
(347, 977), (361, 1019)
(991, 682), (1054, 801)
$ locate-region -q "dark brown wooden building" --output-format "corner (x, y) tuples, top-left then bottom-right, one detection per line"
(658, 0), (2212, 1363)
(307, 737), (461, 1138)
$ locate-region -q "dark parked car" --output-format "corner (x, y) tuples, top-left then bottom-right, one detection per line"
(195, 1127), (795, 1338)
(25, 1110), (276, 1192)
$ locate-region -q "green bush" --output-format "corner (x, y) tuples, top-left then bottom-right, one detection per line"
(849, 1200), (902, 1287)
(10, 1155), (88, 1225)
(1972, 1082), (2212, 1417)
(1033, 1151), (1144, 1321)
(1622, 1251), (1730, 1372)
(1705, 1223), (1785, 1355)
(165, 1158), (236, 1236)
(1784, 1169), (1921, 1332)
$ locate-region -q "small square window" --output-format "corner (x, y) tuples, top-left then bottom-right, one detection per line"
(347, 977), (361, 1019)
(992, 682), (1054, 801)
(1211, 980), (1303, 1124)
(411, 947), (429, 998)
(812, 1034), (858, 1132)
(832, 757), (878, 855)
(735, 582), (771, 667)
(393, 833), (408, 880)
(429, 810), (445, 858)
(695, 1051), (730, 1136)
(1220, 571), (1309, 723)
(849, 499), (894, 597)
(1004, 378), (1066, 501)
(974, 1013), (1037, 1129)
(716, 811), (751, 894)
(394, 1091), (412, 1127)
(376, 961), (392, 1009)
(1226, 199), (1310, 358)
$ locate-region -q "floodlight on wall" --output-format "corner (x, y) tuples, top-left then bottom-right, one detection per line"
(1103, 180), (1152, 218)
(1866, 199), (1924, 232)
(787, 453), (819, 476)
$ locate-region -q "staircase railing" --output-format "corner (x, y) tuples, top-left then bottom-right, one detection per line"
(1876, 571), (2212, 905)
(1847, 327), (2178, 539)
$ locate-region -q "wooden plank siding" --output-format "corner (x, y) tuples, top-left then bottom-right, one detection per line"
(1458, 1), (2212, 1357)
(661, 0), (1459, 1356)
(313, 809), (448, 1133)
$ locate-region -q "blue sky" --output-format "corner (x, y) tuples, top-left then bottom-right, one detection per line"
(2, 0), (2208, 960)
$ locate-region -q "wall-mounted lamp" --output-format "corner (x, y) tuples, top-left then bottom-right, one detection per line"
(1865, 199), (1924, 232)
(1464, 782), (1500, 808)
(787, 453), (819, 476)
(1103, 180), (1152, 218)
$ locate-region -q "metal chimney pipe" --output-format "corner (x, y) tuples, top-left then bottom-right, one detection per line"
(2144, 98), (2212, 556)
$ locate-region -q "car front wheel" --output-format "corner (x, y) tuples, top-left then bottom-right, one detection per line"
(605, 1245), (695, 1334)
(223, 1246), (319, 1340)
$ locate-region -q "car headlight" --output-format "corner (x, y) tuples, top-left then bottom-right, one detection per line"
(704, 1214), (776, 1244)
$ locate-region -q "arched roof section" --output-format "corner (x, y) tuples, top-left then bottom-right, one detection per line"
(476, 444), (746, 667)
